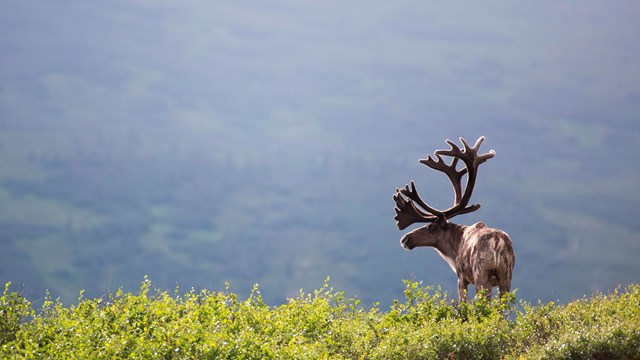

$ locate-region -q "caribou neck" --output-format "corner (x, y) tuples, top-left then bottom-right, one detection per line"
(434, 223), (467, 260)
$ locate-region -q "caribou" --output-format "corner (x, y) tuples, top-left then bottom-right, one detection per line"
(393, 136), (515, 302)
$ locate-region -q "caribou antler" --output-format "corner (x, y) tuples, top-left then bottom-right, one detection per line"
(393, 136), (495, 230)
(393, 181), (438, 230)
(420, 154), (466, 205)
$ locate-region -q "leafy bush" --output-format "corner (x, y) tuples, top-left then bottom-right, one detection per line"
(1, 278), (638, 359)
(513, 287), (640, 359)
(0, 282), (33, 346)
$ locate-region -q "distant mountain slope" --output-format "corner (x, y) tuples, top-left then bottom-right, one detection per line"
(0, 1), (638, 306)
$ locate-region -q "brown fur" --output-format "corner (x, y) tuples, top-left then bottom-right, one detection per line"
(401, 221), (515, 302)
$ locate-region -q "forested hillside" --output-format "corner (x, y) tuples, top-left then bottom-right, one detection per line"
(0, 1), (639, 307)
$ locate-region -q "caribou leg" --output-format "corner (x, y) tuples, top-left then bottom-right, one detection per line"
(457, 277), (469, 302)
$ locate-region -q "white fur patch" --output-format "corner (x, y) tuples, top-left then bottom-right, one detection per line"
(436, 249), (457, 273)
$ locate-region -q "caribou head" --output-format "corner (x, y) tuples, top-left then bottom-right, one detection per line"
(393, 136), (515, 302)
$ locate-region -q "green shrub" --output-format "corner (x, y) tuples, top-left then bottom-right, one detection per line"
(0, 282), (33, 346)
(513, 286), (640, 359)
(1, 279), (638, 359)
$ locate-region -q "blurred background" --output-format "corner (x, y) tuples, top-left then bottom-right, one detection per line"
(1, 1), (638, 307)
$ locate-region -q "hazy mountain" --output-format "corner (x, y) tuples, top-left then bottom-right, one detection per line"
(1, 0), (638, 306)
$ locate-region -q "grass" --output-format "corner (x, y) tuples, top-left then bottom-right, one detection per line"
(1, 279), (638, 359)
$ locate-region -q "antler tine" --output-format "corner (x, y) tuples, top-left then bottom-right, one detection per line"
(436, 136), (495, 165)
(399, 181), (444, 218)
(419, 154), (467, 205)
(471, 136), (484, 149)
(469, 136), (496, 165)
(442, 136), (494, 219)
(437, 139), (465, 158)
(428, 136), (496, 220)
(393, 186), (437, 230)
(460, 136), (472, 151)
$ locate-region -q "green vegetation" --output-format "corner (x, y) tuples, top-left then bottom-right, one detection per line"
(2, 279), (638, 359)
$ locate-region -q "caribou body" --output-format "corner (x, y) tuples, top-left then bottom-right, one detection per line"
(393, 137), (515, 301)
